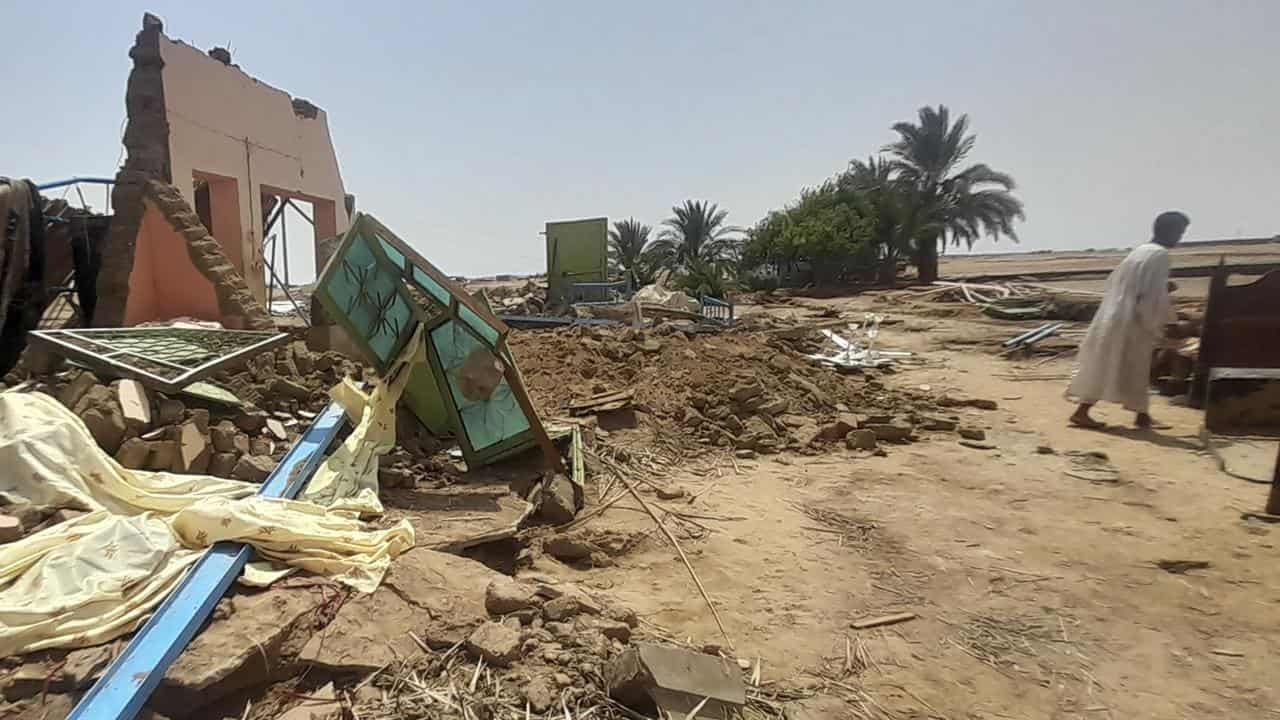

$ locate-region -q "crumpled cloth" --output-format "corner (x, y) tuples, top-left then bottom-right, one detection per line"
(0, 361), (418, 655)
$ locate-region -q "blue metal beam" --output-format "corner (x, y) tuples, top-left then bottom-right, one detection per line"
(67, 400), (348, 720)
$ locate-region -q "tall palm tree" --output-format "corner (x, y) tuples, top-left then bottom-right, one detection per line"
(648, 200), (741, 270)
(886, 105), (1024, 282)
(607, 218), (655, 289)
(844, 156), (942, 284)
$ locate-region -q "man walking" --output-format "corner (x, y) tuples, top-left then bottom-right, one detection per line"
(1067, 211), (1189, 429)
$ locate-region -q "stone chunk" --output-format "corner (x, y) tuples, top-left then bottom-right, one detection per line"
(57, 372), (100, 409)
(0, 514), (21, 543)
(728, 381), (764, 403)
(156, 397), (185, 425)
(958, 427), (986, 441)
(864, 419), (914, 442)
(209, 452), (238, 478)
(186, 408), (211, 434)
(300, 548), (502, 672)
(845, 429), (878, 450)
(919, 416), (958, 431)
(117, 379), (152, 432)
(485, 578), (539, 615)
(175, 422), (211, 474)
(536, 473), (581, 524)
(233, 409), (267, 433)
(265, 418), (288, 441)
(232, 455), (275, 482)
(543, 595), (599, 622)
(152, 587), (325, 715)
(270, 377), (312, 400)
(82, 406), (127, 454)
(210, 421), (239, 452)
(466, 622), (522, 666)
(116, 437), (152, 469)
(146, 440), (179, 471)
(606, 642), (745, 719)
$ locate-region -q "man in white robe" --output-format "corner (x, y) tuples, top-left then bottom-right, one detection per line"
(1067, 211), (1189, 429)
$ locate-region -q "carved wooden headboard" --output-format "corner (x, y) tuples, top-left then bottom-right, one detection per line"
(1191, 263), (1280, 407)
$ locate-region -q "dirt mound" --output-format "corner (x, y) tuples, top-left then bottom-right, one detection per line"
(510, 325), (939, 452)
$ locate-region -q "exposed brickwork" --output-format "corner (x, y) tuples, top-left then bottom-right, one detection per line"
(95, 14), (270, 330)
(143, 181), (272, 329)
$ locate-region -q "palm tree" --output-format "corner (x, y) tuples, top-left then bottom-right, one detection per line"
(844, 156), (941, 284)
(886, 105), (1024, 282)
(648, 200), (741, 270)
(607, 218), (655, 289)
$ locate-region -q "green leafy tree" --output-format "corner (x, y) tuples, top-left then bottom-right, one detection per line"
(843, 156), (940, 284)
(886, 105), (1024, 282)
(607, 218), (657, 289)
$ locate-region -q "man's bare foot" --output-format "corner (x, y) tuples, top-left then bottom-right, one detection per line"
(1069, 409), (1105, 429)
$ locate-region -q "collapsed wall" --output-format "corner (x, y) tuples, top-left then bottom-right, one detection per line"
(97, 12), (350, 329)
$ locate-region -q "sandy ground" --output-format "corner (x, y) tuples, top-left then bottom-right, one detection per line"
(530, 292), (1279, 719)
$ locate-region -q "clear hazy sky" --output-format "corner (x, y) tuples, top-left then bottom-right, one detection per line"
(6, 1), (1278, 281)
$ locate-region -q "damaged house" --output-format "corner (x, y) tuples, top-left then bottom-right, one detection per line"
(94, 13), (352, 330)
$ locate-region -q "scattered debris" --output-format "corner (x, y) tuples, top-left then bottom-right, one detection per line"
(850, 612), (917, 630)
(1155, 559), (1211, 574)
(606, 642), (746, 719)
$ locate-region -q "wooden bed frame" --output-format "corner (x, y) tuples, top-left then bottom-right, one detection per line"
(1191, 263), (1280, 414)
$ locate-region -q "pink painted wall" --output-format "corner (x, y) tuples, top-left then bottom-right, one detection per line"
(125, 200), (221, 325)
(158, 37), (351, 300)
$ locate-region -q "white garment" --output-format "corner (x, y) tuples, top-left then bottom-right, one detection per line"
(1067, 243), (1171, 412)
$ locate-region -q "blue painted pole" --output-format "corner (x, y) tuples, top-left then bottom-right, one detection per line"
(35, 177), (116, 191)
(67, 400), (348, 720)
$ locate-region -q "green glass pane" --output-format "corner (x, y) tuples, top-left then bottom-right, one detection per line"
(412, 266), (451, 306)
(430, 320), (530, 452)
(376, 233), (406, 270)
(324, 233), (408, 364)
(458, 302), (499, 344)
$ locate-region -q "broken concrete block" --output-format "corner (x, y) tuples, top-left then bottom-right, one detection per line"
(265, 418), (288, 441)
(175, 422), (211, 474)
(146, 440), (180, 471)
(523, 676), (556, 713)
(544, 533), (602, 563)
(58, 372), (102, 410)
(210, 421), (239, 452)
(186, 408), (211, 434)
(249, 437), (273, 456)
(919, 415), (958, 431)
(864, 420), (914, 442)
(812, 417), (856, 443)
(156, 397), (185, 426)
(208, 452), (238, 478)
(231, 455), (275, 482)
(845, 429), (878, 451)
(542, 595), (599, 622)
(485, 578), (540, 615)
(300, 548), (502, 672)
(583, 616), (632, 643)
(606, 642), (746, 719)
(0, 514), (21, 543)
(233, 409), (267, 433)
(1, 642), (117, 700)
(729, 381), (764, 403)
(466, 622), (522, 666)
(117, 379), (153, 432)
(958, 427), (987, 441)
(152, 587), (325, 716)
(82, 406), (127, 454)
(116, 437), (152, 469)
(537, 473), (580, 524)
(757, 397), (789, 416)
(270, 377), (312, 401)
(276, 683), (337, 720)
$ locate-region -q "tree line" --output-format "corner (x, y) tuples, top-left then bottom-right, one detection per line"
(608, 104), (1024, 296)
